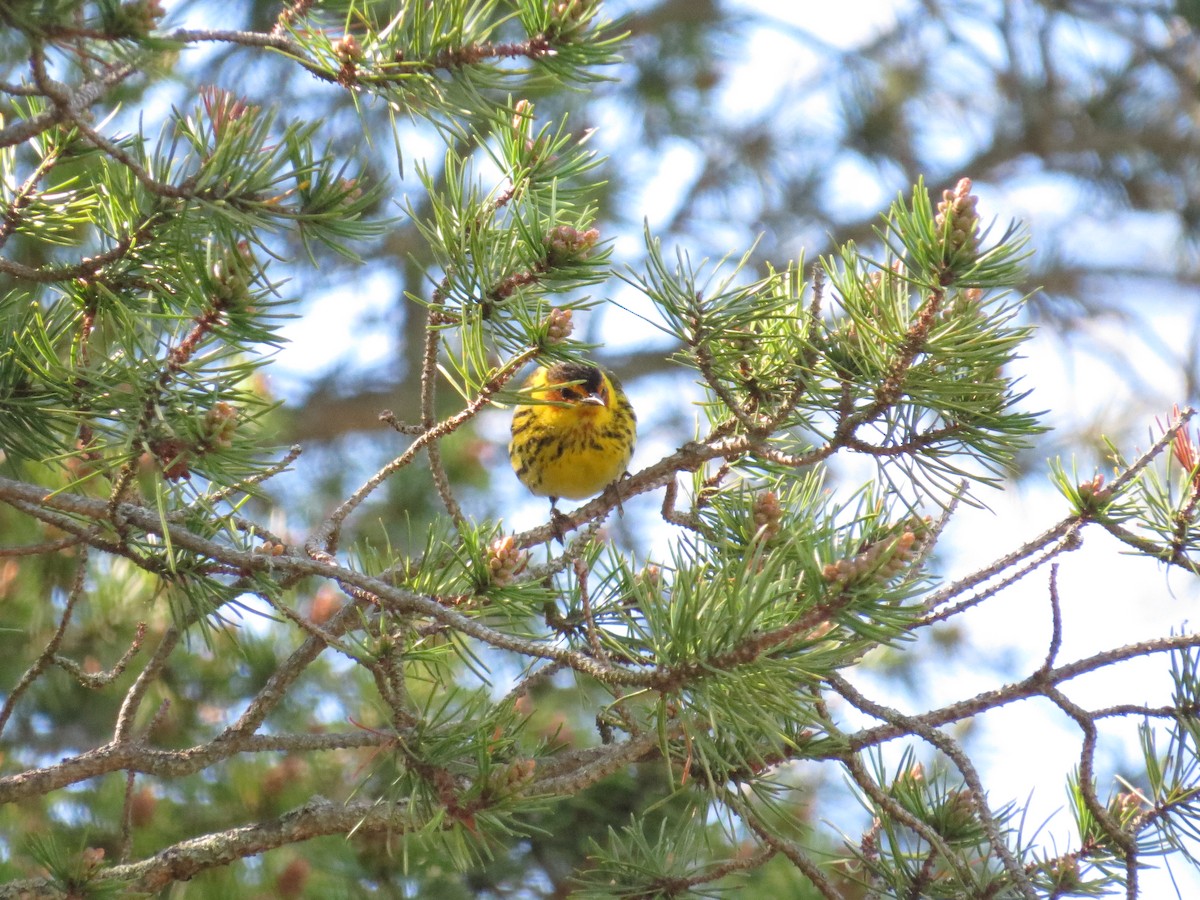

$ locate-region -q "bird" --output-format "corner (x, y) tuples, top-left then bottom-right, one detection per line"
(509, 360), (636, 521)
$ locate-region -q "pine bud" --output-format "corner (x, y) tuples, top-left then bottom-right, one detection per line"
(1048, 856), (1082, 890)
(497, 758), (537, 791)
(148, 435), (191, 480)
(212, 245), (254, 304)
(637, 563), (662, 590)
(274, 0), (314, 34)
(203, 401), (238, 451)
(935, 177), (981, 257)
(111, 0), (165, 36)
(751, 491), (782, 544)
(339, 177), (363, 203)
(545, 224), (600, 265)
(547, 0), (594, 37)
(333, 35), (362, 87)
(1077, 473), (1111, 504)
(333, 34), (362, 61)
(860, 817), (881, 862)
(511, 99), (534, 138)
(1110, 790), (1141, 824)
(823, 521), (927, 586)
(487, 535), (528, 586)
(876, 529), (916, 580)
(543, 307), (574, 344)
(864, 259), (906, 301)
(942, 788), (978, 830)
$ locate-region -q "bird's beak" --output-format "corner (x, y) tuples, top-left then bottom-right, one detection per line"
(581, 394), (606, 407)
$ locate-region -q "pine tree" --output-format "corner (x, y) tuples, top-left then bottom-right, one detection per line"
(2, 2), (1200, 898)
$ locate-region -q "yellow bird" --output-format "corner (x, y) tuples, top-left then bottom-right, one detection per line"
(509, 361), (636, 512)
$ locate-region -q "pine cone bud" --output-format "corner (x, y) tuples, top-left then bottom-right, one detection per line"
(1110, 791), (1141, 824)
(212, 244), (254, 304)
(860, 818), (881, 862)
(333, 34), (362, 61)
(864, 259), (906, 301)
(511, 99), (534, 137)
(547, 0), (594, 37)
(545, 225), (600, 265)
(935, 177), (981, 257)
(876, 529), (917, 580)
(339, 177), (363, 203)
(944, 285), (984, 320)
(274, 0), (314, 34)
(823, 519), (929, 586)
(309, 586), (342, 623)
(1049, 857), (1082, 890)
(497, 758), (537, 791)
(333, 35), (362, 87)
(148, 435), (191, 480)
(203, 401), (238, 451)
(487, 536), (528, 586)
(1077, 473), (1111, 503)
(543, 307), (574, 344)
(112, 0), (164, 36)
(942, 788), (978, 830)
(752, 491), (782, 543)
(637, 563), (662, 590)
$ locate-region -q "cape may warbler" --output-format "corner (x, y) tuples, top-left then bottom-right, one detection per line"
(509, 361), (636, 511)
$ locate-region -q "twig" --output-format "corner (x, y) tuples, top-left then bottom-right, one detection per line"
(1044, 684), (1136, 858)
(1039, 564), (1063, 674)
(0, 549), (89, 737)
(0, 140), (64, 249)
(0, 727), (394, 807)
(529, 728), (664, 795)
(29, 44), (192, 201)
(118, 770), (137, 863)
(114, 625), (184, 742)
(848, 632), (1200, 751)
(659, 477), (704, 532)
(55, 623), (147, 688)
(574, 557), (605, 660)
(828, 672), (1037, 899)
(921, 517), (1081, 615)
(727, 792), (845, 900)
(839, 750), (972, 888)
(0, 62), (137, 149)
(0, 534), (83, 557)
(310, 345), (537, 553)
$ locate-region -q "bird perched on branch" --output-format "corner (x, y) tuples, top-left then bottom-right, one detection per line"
(509, 361), (636, 525)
